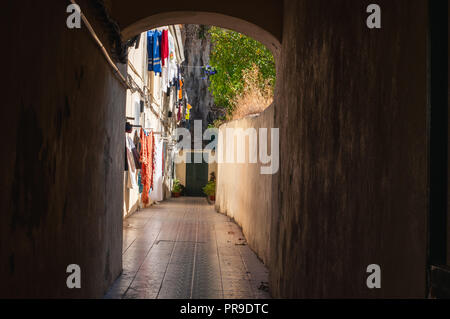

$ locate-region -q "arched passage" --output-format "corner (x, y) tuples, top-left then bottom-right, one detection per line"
(120, 11), (281, 60)
(114, 17), (279, 298)
(108, 0), (282, 55)
(1, 0), (436, 300)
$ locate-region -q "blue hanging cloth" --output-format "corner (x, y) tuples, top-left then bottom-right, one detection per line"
(147, 30), (162, 75)
(147, 31), (154, 72)
(138, 171), (143, 193)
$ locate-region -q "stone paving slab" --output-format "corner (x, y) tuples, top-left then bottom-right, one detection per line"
(105, 197), (271, 299)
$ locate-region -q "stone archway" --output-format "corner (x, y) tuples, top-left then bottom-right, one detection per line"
(120, 11), (281, 60)
(108, 0), (282, 60)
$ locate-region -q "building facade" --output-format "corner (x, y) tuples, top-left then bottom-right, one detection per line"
(124, 25), (186, 218)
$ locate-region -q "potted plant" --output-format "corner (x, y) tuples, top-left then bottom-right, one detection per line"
(203, 180), (216, 203)
(172, 179), (183, 198)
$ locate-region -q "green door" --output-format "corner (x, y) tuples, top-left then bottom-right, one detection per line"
(185, 152), (208, 197)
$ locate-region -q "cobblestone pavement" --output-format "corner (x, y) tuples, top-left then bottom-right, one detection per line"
(104, 197), (271, 299)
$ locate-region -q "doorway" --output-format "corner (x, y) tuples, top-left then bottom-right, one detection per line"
(185, 151), (209, 197)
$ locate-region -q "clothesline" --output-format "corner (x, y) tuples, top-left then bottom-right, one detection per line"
(183, 65), (214, 68)
(145, 130), (163, 135)
(129, 124), (164, 135)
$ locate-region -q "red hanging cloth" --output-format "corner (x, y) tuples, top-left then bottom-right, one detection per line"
(161, 29), (169, 67)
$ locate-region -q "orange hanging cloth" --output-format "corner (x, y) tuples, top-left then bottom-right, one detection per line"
(178, 79), (183, 100)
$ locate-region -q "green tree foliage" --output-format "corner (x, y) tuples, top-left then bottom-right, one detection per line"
(208, 27), (276, 112)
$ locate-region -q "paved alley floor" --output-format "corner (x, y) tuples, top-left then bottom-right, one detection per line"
(104, 197), (270, 299)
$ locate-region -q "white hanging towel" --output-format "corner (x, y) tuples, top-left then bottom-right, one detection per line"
(168, 32), (178, 85)
(150, 137), (164, 202)
(126, 136), (139, 189)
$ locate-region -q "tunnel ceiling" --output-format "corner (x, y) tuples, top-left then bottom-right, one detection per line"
(107, 0), (283, 57)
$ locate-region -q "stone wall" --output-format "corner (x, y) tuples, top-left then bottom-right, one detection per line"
(217, 1), (429, 298)
(181, 24), (219, 132)
(1, 0), (124, 298)
(270, 0), (428, 298)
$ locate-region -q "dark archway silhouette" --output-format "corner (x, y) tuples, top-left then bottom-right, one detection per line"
(121, 11), (281, 60)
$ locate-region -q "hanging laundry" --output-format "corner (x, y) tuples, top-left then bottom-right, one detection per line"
(168, 32), (178, 85)
(162, 31), (178, 92)
(177, 103), (182, 122)
(126, 136), (139, 189)
(186, 103), (193, 123)
(178, 79), (184, 100)
(125, 122), (133, 133)
(140, 129), (155, 205)
(127, 136), (141, 170)
(138, 171), (143, 194)
(171, 65), (179, 87)
(133, 131), (142, 155)
(150, 136), (164, 202)
(147, 31), (154, 71)
(202, 65), (218, 77)
(175, 67), (180, 91)
(161, 29), (169, 67)
(126, 147), (136, 171)
(162, 28), (176, 93)
(147, 30), (162, 74)
(162, 66), (168, 93)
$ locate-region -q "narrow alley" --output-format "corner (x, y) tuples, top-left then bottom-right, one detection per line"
(105, 197), (270, 299)
(2, 0), (448, 302)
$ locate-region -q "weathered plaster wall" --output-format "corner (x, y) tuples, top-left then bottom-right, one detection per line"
(0, 1), (125, 298)
(123, 33), (147, 218)
(270, 0), (428, 298)
(216, 106), (274, 265)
